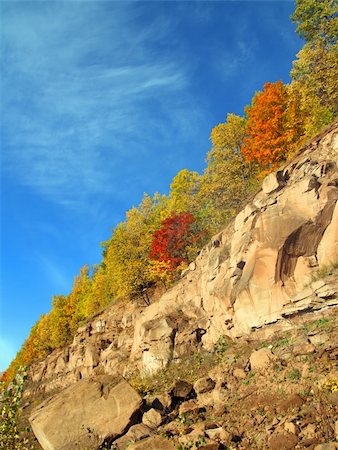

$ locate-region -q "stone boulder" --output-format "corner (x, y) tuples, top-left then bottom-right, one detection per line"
(193, 377), (216, 394)
(142, 408), (162, 428)
(113, 424), (151, 449)
(249, 348), (276, 371)
(169, 380), (194, 399)
(29, 377), (142, 450)
(128, 436), (176, 450)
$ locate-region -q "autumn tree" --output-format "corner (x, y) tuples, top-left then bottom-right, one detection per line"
(291, 0), (337, 46)
(149, 212), (204, 283)
(84, 264), (111, 317)
(289, 0), (337, 139)
(199, 113), (258, 233)
(168, 169), (202, 217)
(103, 193), (168, 302)
(241, 81), (293, 167)
(67, 264), (93, 331)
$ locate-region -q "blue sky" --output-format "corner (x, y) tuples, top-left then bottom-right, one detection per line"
(0, 0), (302, 371)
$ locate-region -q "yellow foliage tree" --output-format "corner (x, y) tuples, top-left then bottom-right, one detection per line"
(103, 193), (168, 303)
(200, 113), (257, 233)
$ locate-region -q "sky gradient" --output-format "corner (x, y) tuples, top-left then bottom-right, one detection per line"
(0, 0), (302, 371)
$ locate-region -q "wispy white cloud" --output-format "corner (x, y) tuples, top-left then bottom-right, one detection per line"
(1, 2), (200, 211)
(211, 16), (257, 81)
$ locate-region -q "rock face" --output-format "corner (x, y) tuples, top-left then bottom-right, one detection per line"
(29, 378), (142, 450)
(27, 124), (338, 450)
(130, 123), (338, 375)
(27, 123), (338, 400)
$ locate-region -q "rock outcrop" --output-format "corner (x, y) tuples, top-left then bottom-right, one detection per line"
(30, 378), (142, 450)
(130, 122), (338, 374)
(26, 123), (338, 450)
(27, 122), (338, 394)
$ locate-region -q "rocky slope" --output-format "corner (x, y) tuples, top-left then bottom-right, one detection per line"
(25, 304), (338, 450)
(23, 122), (338, 449)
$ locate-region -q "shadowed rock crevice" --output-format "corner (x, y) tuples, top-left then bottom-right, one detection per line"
(275, 188), (338, 284)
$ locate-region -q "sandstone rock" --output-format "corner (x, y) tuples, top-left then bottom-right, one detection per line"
(233, 368), (246, 380)
(113, 424), (151, 449)
(197, 387), (228, 413)
(178, 399), (201, 414)
(169, 380), (194, 399)
(301, 423), (317, 439)
(193, 377), (216, 394)
(205, 427), (230, 441)
(317, 200), (338, 268)
(268, 432), (299, 449)
(208, 365), (229, 386)
(262, 171), (285, 194)
(309, 332), (330, 345)
(199, 443), (222, 450)
(29, 378), (142, 450)
(292, 343), (316, 356)
(328, 391), (338, 406)
(335, 420), (338, 439)
(284, 422), (298, 435)
(249, 348), (276, 371)
(127, 436), (176, 450)
(142, 408), (162, 429)
(28, 122), (338, 410)
(314, 444), (338, 450)
(150, 393), (172, 412)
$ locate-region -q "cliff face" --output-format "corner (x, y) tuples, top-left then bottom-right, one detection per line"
(28, 123), (338, 395)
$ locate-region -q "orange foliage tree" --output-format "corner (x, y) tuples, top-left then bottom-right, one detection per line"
(241, 81), (291, 168)
(149, 212), (204, 282)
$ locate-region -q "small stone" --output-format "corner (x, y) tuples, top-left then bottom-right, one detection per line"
(142, 408), (162, 429)
(189, 261), (196, 271)
(233, 368), (246, 380)
(314, 443), (338, 450)
(150, 394), (172, 412)
(328, 391), (338, 406)
(199, 444), (221, 450)
(268, 432), (299, 449)
(128, 436), (176, 450)
(302, 423), (316, 439)
(309, 333), (330, 345)
(178, 399), (201, 415)
(255, 415), (265, 425)
(194, 377), (216, 394)
(205, 427), (230, 441)
(169, 380), (194, 399)
(292, 343), (316, 356)
(113, 424), (151, 449)
(284, 422), (297, 434)
(262, 171), (285, 194)
(249, 348), (276, 371)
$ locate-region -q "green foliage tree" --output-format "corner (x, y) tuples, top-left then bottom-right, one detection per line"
(48, 295), (74, 348)
(85, 264), (111, 317)
(291, 0), (338, 45)
(290, 42), (337, 119)
(68, 264), (93, 331)
(168, 169), (202, 217)
(290, 0), (337, 138)
(0, 367), (34, 449)
(200, 113), (257, 233)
